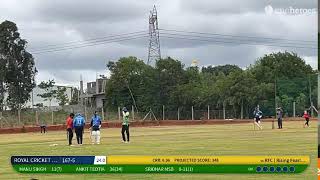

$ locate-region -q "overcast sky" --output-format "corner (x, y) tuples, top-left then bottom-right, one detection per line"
(0, 0), (317, 87)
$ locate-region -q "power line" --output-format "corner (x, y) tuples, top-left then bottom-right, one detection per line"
(30, 31), (148, 52)
(159, 33), (317, 49)
(32, 34), (149, 54)
(160, 35), (317, 50)
(29, 28), (317, 54)
(160, 32), (316, 47)
(159, 28), (317, 44)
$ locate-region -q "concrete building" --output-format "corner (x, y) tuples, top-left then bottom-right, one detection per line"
(80, 77), (107, 108)
(2, 85), (73, 110)
(27, 85), (73, 108)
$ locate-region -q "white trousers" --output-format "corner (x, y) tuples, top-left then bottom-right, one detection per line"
(91, 130), (101, 144)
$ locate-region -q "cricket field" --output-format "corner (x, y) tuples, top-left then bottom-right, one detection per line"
(0, 120), (317, 180)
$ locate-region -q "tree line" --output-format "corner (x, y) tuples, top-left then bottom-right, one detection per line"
(0, 20), (317, 118)
(106, 52), (317, 118)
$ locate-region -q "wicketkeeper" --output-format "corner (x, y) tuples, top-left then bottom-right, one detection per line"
(253, 106), (263, 130)
(90, 111), (102, 144)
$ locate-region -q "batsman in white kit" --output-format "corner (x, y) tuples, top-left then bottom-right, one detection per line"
(90, 111), (102, 144)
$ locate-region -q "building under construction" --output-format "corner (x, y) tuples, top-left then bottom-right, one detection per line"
(79, 76), (108, 108)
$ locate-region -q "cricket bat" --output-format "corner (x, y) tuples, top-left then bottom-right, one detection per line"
(89, 128), (92, 142)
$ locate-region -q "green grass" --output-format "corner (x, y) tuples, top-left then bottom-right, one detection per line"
(0, 121), (317, 180)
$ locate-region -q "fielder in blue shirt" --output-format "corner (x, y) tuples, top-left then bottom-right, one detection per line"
(73, 113), (85, 145)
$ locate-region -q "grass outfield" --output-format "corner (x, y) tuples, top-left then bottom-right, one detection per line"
(0, 121), (316, 180)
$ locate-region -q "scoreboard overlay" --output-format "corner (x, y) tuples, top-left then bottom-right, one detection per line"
(11, 156), (309, 174)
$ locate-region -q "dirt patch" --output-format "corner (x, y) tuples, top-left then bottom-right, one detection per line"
(0, 118), (316, 134)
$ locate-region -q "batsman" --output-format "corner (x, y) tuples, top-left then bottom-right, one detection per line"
(90, 111), (102, 144)
(253, 105), (263, 130)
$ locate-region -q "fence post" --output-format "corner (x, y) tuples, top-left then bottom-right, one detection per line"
(132, 105), (134, 121)
(192, 106), (194, 120)
(293, 101), (296, 117)
(51, 110), (54, 125)
(101, 107), (105, 121)
(207, 105), (210, 120)
(311, 102), (314, 117)
(223, 103), (226, 120)
(0, 111), (2, 128)
(162, 105), (165, 121)
(35, 111), (38, 125)
(118, 107), (121, 121)
(241, 100), (243, 119)
(84, 106), (87, 123)
(18, 109), (21, 126)
(178, 108), (180, 120)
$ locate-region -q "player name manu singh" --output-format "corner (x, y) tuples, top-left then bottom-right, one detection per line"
(18, 166), (47, 172)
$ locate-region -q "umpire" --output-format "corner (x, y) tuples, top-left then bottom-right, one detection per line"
(121, 107), (130, 143)
(276, 107), (283, 129)
(66, 113), (74, 146)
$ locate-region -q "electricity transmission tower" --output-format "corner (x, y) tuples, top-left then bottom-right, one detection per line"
(147, 5), (161, 64)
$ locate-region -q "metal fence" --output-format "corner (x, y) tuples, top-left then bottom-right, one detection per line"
(0, 104), (317, 128)
(0, 106), (240, 128)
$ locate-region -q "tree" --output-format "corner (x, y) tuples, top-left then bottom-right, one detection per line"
(251, 51), (313, 83)
(70, 87), (79, 105)
(249, 51), (315, 116)
(202, 64), (242, 76)
(295, 93), (307, 116)
(156, 57), (187, 109)
(280, 95), (294, 116)
(56, 87), (69, 106)
(226, 70), (257, 118)
(0, 20), (37, 110)
(37, 80), (56, 107)
(104, 52), (316, 119)
(34, 103), (44, 108)
(106, 56), (158, 112)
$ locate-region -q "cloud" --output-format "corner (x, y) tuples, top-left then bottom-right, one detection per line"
(180, 0), (317, 15)
(0, 0), (317, 86)
(36, 69), (109, 87)
(303, 56), (318, 69)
